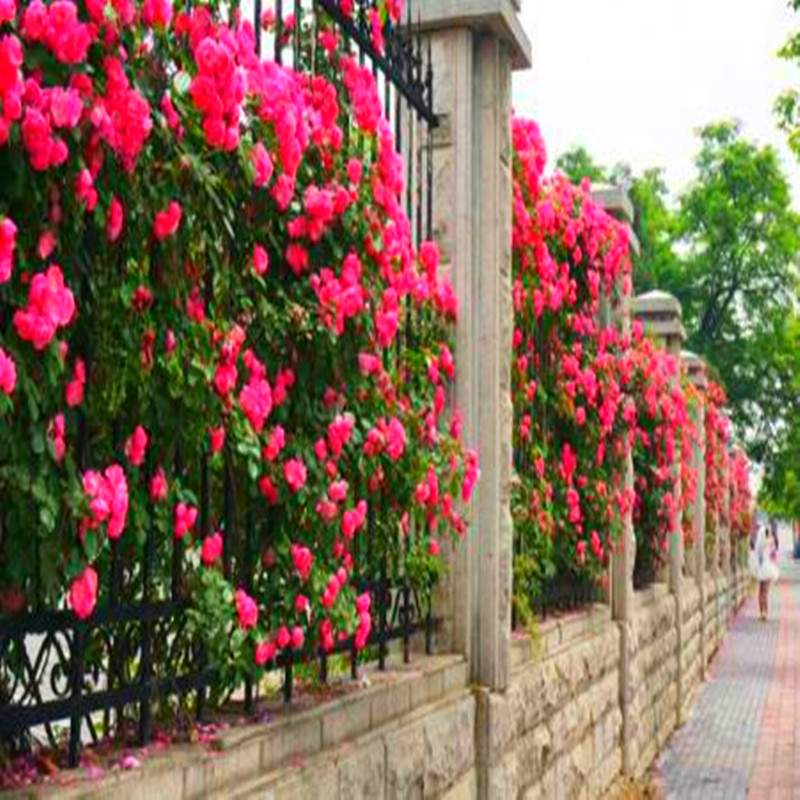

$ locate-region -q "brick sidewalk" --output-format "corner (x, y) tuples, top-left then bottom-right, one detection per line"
(654, 573), (783, 799)
(748, 574), (800, 799)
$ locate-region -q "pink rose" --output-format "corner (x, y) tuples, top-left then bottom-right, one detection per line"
(124, 425), (148, 467)
(69, 566), (98, 619)
(0, 347), (16, 395)
(173, 502), (197, 539)
(153, 201), (182, 241)
(150, 467), (168, 503)
(283, 458), (307, 493)
(201, 532), (223, 566)
(255, 640), (276, 666)
(253, 244), (269, 276)
(209, 425), (226, 454)
(291, 625), (304, 650)
(235, 589), (258, 629)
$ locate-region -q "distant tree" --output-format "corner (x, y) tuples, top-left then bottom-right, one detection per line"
(624, 168), (680, 292)
(554, 145), (606, 184)
(668, 121), (800, 463)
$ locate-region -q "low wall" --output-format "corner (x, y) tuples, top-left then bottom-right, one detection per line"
(16, 655), (476, 800)
(15, 579), (752, 800)
(483, 606), (621, 799)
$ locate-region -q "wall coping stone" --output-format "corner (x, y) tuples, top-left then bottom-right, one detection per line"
(510, 603), (613, 669)
(632, 581), (669, 610)
(414, 0), (532, 68)
(8, 654), (468, 800)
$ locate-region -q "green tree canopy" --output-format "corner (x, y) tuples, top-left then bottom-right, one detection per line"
(555, 145), (607, 184)
(666, 121), (800, 464)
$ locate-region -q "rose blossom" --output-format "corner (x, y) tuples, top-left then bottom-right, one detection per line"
(235, 589), (258, 629)
(69, 566), (98, 619)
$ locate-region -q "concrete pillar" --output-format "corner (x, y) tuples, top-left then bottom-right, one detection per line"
(592, 186), (637, 623)
(684, 351), (709, 679)
(593, 186), (638, 775)
(632, 291), (686, 725)
(421, 0), (530, 693)
(632, 291), (687, 594)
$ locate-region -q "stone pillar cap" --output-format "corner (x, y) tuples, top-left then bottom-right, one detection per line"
(591, 184), (634, 224)
(682, 349), (708, 389)
(591, 184), (639, 257)
(633, 290), (686, 343)
(415, 0), (531, 68)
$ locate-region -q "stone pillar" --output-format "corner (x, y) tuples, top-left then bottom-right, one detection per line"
(592, 185), (638, 620)
(593, 186), (638, 775)
(632, 291), (687, 594)
(684, 351), (708, 679)
(632, 291), (686, 725)
(421, 0), (530, 693)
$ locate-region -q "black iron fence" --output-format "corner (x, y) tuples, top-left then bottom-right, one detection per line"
(532, 577), (602, 618)
(0, 0), (437, 768)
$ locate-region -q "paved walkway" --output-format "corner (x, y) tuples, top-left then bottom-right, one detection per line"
(655, 556), (800, 799)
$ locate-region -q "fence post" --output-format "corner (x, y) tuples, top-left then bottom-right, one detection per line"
(683, 351), (709, 678)
(420, 0), (531, 691)
(592, 185), (638, 774)
(633, 291), (686, 727)
(632, 291), (686, 592)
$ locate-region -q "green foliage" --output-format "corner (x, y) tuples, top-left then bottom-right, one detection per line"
(623, 168), (680, 292)
(666, 121), (800, 465)
(555, 145), (607, 184)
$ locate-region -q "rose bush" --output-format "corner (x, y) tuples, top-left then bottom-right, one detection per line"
(704, 381), (730, 558)
(680, 380), (702, 548)
(0, 0), (476, 684)
(510, 116), (635, 617)
(627, 333), (686, 579)
(729, 447), (753, 540)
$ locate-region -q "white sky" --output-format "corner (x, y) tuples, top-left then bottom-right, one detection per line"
(512, 0), (800, 207)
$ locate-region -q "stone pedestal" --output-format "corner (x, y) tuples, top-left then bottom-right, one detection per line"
(633, 291), (687, 726)
(633, 291), (687, 593)
(422, 0), (530, 694)
(684, 351), (709, 679)
(593, 186), (638, 774)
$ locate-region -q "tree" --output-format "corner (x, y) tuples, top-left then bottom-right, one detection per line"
(665, 121), (800, 464)
(555, 145), (606, 184)
(621, 167), (680, 292)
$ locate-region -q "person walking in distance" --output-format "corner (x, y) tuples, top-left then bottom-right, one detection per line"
(750, 519), (779, 620)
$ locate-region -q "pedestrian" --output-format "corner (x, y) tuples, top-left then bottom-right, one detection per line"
(749, 520), (779, 620)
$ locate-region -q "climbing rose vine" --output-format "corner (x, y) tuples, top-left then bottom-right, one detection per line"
(0, 0), (476, 680)
(627, 332), (687, 577)
(680, 381), (702, 548)
(729, 448), (753, 540)
(705, 381), (730, 545)
(510, 115), (635, 616)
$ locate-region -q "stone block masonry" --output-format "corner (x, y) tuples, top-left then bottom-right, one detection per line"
(12, 585), (751, 800)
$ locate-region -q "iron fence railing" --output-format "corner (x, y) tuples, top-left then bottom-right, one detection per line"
(0, 0), (437, 768)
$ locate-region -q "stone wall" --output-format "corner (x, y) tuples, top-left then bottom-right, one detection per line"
(481, 608), (622, 799)
(625, 588), (679, 778)
(20, 580), (756, 800)
(20, 656), (477, 800)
